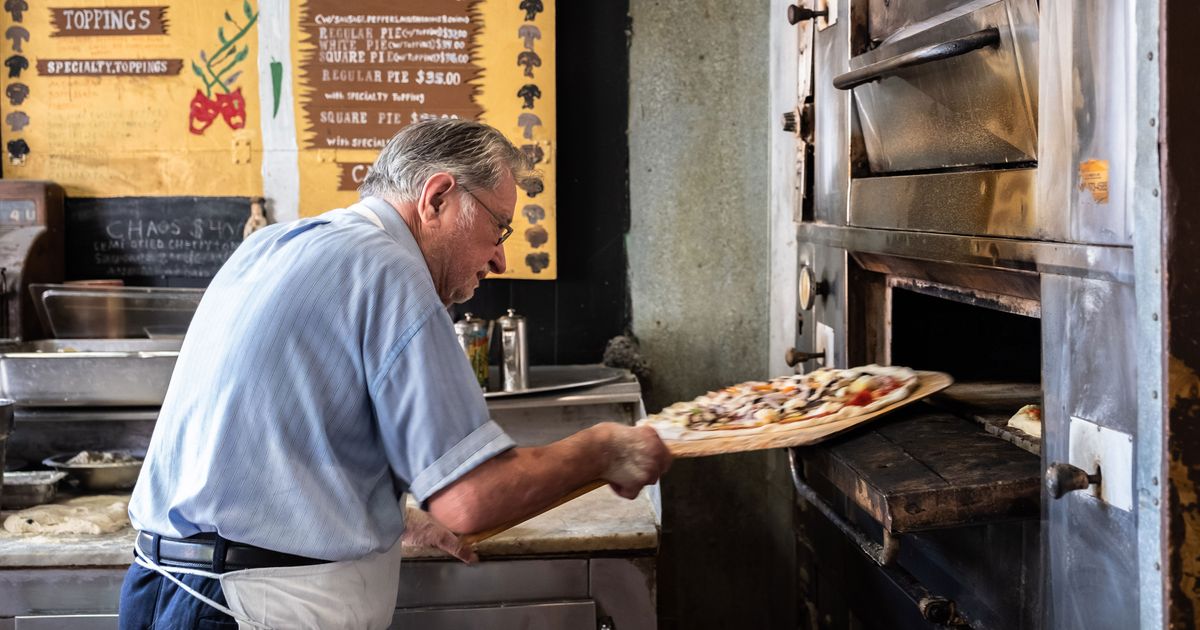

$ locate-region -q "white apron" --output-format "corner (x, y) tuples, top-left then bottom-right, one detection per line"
(135, 540), (403, 629)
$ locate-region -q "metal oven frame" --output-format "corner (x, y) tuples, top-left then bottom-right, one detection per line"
(769, 1), (1165, 628)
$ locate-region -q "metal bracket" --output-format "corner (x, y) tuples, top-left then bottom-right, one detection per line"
(787, 448), (970, 627)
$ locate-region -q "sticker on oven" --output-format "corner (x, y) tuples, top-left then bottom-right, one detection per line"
(1079, 159), (1109, 204)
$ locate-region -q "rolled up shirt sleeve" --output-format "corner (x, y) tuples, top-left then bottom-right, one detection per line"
(371, 305), (516, 504)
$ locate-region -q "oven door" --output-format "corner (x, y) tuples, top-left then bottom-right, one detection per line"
(839, 0), (1041, 239)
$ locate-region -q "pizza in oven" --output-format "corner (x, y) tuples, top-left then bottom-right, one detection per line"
(639, 364), (919, 440)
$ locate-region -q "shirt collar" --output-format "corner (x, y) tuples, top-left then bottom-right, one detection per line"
(357, 196), (420, 250)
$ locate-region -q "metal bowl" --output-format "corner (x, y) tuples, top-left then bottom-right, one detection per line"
(42, 451), (143, 491)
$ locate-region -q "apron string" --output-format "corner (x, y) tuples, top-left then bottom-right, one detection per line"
(133, 544), (274, 630)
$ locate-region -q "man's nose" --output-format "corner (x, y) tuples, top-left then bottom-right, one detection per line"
(489, 242), (507, 275)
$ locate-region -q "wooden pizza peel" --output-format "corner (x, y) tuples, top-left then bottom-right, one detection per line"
(463, 371), (953, 545)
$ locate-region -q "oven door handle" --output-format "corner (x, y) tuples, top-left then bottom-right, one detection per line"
(832, 27), (1001, 91)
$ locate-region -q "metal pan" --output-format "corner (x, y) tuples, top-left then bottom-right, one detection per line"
(43, 452), (143, 491)
(2, 471), (67, 508)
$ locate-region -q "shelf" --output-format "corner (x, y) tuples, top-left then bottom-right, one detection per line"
(802, 403), (1041, 534)
(930, 381), (1042, 455)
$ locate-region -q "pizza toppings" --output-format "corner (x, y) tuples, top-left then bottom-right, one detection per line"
(640, 365), (919, 438)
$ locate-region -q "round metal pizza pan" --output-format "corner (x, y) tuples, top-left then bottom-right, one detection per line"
(483, 365), (627, 398)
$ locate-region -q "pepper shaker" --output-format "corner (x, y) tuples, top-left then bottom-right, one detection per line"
(453, 313), (491, 391)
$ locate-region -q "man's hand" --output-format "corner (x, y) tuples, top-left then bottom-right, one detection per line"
(427, 421), (674, 534)
(599, 423), (673, 499)
(402, 505), (478, 564)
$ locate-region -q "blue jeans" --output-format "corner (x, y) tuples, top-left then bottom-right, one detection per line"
(118, 561), (237, 630)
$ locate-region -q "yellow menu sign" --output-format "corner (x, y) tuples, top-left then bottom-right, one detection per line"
(0, 1), (264, 197)
(0, 0), (556, 279)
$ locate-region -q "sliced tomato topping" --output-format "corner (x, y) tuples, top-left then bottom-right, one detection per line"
(847, 390), (874, 407)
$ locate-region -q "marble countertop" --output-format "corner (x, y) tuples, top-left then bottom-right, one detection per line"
(0, 487), (659, 568)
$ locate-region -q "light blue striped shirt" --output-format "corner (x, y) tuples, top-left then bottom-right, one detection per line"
(129, 196), (515, 561)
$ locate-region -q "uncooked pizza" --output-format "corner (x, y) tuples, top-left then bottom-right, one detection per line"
(639, 364), (919, 440)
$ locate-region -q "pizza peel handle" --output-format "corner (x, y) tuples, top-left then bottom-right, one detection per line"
(461, 479), (609, 546)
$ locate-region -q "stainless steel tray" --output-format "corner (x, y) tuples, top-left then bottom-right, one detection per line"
(483, 365), (626, 398)
(2, 471), (66, 508)
(0, 339), (181, 406)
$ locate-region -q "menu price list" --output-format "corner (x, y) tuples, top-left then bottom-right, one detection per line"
(300, 1), (484, 150)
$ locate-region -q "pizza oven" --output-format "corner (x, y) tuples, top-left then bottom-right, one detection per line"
(777, 1), (1154, 628)
(788, 253), (1046, 629)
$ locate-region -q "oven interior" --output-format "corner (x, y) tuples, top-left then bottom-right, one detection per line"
(796, 255), (1045, 629)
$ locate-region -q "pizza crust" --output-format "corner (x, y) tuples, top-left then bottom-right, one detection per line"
(3, 495), (130, 535)
(1006, 404), (1042, 438)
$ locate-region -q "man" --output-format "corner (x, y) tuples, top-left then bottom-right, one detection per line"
(120, 120), (672, 629)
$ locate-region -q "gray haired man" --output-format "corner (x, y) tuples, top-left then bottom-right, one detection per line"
(121, 119), (672, 629)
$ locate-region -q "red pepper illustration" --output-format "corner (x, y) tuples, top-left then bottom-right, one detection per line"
(188, 1), (257, 135)
(188, 90), (220, 135)
(217, 88), (247, 130)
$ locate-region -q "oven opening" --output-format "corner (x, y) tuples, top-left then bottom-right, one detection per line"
(891, 287), (1041, 383)
(801, 268), (1045, 629)
(888, 284), (1044, 456)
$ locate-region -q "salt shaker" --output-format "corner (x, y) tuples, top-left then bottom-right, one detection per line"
(497, 309), (528, 391)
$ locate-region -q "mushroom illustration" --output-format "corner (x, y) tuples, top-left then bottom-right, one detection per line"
(519, 0), (543, 22)
(522, 204), (545, 224)
(4, 54), (27, 79)
(516, 51), (541, 78)
(519, 178), (545, 198)
(525, 225), (549, 248)
(518, 24), (541, 51)
(5, 26), (27, 53)
(7, 138), (29, 165)
(525, 252), (550, 274)
(517, 113), (542, 140)
(4, 0), (27, 23)
(6, 110), (28, 132)
(520, 144), (545, 165)
(6, 82), (28, 106)
(517, 84), (542, 109)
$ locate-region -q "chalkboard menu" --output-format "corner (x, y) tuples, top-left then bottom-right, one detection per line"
(65, 197), (247, 281)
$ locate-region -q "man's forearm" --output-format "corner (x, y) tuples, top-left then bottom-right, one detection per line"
(426, 423), (614, 534)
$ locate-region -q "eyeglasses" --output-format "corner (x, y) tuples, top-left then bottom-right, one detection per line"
(460, 185), (513, 246)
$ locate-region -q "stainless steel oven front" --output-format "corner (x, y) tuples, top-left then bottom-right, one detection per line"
(841, 0), (1042, 240)
(778, 0), (1158, 628)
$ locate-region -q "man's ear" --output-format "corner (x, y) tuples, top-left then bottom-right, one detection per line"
(417, 173), (456, 225)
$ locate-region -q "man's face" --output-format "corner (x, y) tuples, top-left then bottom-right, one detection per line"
(436, 173), (515, 305)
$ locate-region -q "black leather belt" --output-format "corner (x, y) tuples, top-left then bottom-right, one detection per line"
(137, 531), (331, 573)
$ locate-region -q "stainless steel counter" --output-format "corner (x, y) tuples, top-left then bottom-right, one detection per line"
(0, 371), (659, 629)
(0, 487), (657, 568)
